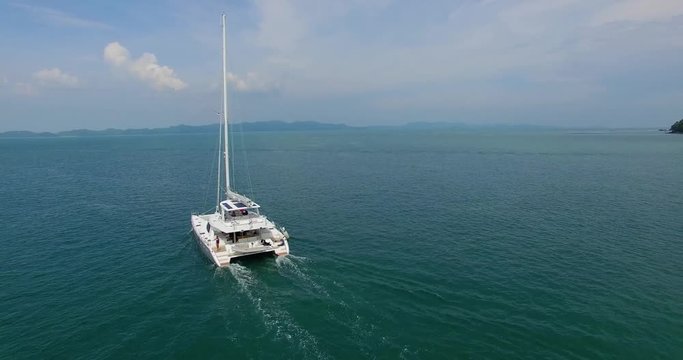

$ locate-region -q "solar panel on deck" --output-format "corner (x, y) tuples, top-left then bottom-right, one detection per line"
(235, 202), (247, 208)
(222, 202), (234, 209)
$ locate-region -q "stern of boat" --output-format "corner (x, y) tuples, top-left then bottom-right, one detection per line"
(191, 214), (290, 265)
(191, 214), (231, 267)
(274, 238), (290, 256)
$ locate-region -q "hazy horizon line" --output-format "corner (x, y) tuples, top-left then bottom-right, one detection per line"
(0, 120), (667, 136)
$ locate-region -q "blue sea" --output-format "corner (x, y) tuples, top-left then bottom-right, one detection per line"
(1, 129), (682, 359)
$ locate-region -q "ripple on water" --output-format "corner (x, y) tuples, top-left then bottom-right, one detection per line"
(2, 132), (683, 359)
(227, 263), (329, 359)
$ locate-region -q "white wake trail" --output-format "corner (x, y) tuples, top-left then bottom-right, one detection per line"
(276, 256), (397, 356)
(228, 263), (328, 359)
(276, 255), (331, 299)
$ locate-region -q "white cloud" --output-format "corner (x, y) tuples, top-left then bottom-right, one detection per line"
(32, 68), (79, 87)
(226, 72), (278, 92)
(254, 0), (306, 53)
(12, 3), (112, 30)
(103, 42), (129, 66)
(14, 82), (36, 96)
(250, 0), (390, 66)
(243, 0), (683, 101)
(593, 0), (683, 25)
(104, 42), (187, 91)
(10, 68), (80, 96)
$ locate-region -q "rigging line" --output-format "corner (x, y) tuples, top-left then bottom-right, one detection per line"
(238, 120), (256, 200)
(230, 118), (236, 192)
(216, 112), (223, 209)
(203, 116), (221, 213)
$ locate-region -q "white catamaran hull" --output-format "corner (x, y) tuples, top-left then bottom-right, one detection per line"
(191, 214), (289, 267)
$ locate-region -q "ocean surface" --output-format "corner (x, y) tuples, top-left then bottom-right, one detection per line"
(1, 129), (682, 359)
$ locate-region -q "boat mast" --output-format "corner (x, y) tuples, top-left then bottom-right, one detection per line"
(221, 14), (231, 196)
(216, 113), (222, 211)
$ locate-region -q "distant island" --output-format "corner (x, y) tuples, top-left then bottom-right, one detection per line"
(0, 121), (351, 138)
(1, 121), (658, 138)
(670, 119), (683, 134)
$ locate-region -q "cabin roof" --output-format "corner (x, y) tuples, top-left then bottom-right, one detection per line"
(220, 199), (260, 211)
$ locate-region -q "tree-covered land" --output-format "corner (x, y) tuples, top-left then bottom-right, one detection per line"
(670, 119), (683, 133)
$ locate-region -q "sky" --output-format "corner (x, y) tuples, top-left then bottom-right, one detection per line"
(1, 0), (683, 131)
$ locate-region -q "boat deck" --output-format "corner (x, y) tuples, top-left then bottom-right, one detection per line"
(191, 214), (288, 267)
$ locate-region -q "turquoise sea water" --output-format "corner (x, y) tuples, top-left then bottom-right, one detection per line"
(1, 129), (682, 359)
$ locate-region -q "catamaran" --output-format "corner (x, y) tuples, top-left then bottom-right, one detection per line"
(191, 14), (290, 267)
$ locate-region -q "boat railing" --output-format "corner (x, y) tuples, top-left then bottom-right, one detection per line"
(229, 215), (267, 229)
